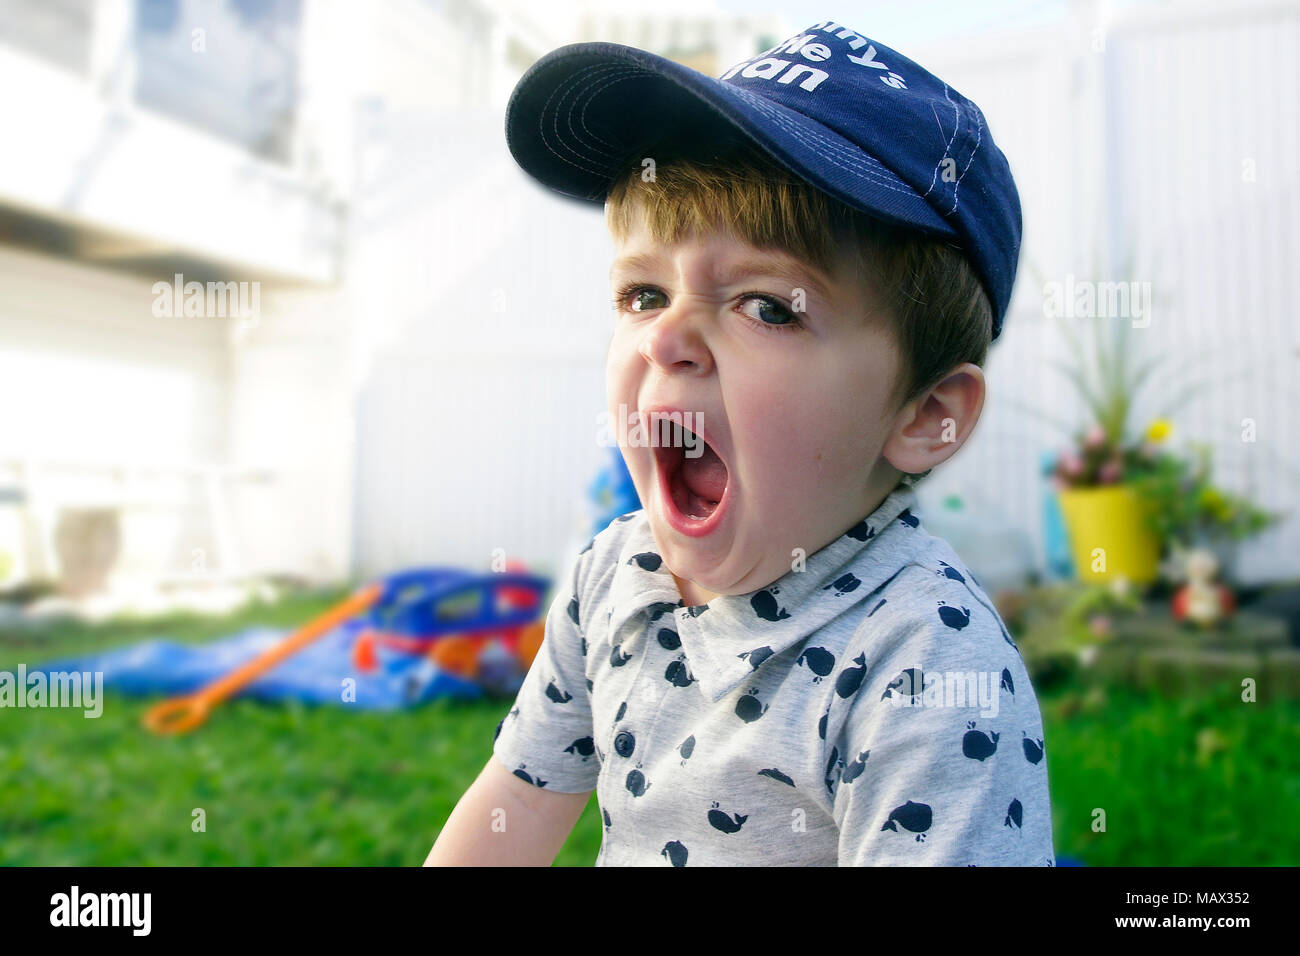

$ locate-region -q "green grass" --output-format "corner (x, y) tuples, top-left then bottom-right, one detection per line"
(0, 688), (603, 866)
(1038, 679), (1300, 865)
(0, 590), (601, 866)
(1, 592), (1296, 865)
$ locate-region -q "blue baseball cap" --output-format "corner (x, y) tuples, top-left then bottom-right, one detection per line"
(504, 21), (1022, 339)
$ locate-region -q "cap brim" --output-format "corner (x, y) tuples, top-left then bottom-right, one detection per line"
(505, 41), (957, 238)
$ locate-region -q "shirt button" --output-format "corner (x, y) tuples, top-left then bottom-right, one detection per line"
(614, 730), (636, 758)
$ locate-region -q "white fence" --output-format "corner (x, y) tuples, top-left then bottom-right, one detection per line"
(348, 108), (613, 581)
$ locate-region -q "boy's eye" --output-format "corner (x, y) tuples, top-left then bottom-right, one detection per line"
(613, 284), (803, 333)
(629, 286), (670, 312)
(739, 294), (797, 327)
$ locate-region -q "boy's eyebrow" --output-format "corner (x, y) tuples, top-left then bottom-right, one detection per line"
(610, 251), (835, 302)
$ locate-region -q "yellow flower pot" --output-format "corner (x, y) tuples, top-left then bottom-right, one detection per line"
(1057, 484), (1160, 586)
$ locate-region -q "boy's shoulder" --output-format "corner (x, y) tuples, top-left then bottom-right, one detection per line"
(849, 526), (1021, 671)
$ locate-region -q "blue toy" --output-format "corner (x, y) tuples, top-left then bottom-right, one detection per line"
(587, 444), (641, 537)
(1042, 449), (1075, 580)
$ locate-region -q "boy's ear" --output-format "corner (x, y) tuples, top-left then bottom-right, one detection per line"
(880, 363), (985, 476)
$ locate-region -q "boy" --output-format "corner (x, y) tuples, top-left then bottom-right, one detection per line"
(426, 20), (1053, 866)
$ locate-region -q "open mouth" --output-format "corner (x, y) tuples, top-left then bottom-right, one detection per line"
(651, 419), (730, 532)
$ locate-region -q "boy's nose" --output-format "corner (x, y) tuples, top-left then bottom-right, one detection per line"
(638, 301), (713, 374)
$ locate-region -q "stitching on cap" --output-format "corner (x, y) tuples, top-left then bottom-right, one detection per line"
(538, 63), (620, 176)
(573, 67), (648, 156)
(538, 63), (643, 177)
(948, 100), (983, 214)
(923, 83), (960, 200)
(538, 64), (644, 176)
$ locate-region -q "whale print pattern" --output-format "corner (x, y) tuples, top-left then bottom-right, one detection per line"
(489, 484), (1054, 866)
(822, 593), (1054, 864)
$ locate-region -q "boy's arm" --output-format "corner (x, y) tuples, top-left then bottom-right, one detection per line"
(427, 539), (601, 865)
(424, 756), (591, 866)
(827, 586), (1054, 866)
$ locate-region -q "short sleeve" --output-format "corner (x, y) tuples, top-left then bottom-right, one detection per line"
(491, 544), (599, 793)
(825, 581), (1055, 866)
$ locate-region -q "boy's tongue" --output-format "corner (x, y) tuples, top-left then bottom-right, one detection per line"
(680, 441), (727, 504)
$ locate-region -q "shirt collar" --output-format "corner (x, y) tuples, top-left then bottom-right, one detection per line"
(606, 483), (923, 703)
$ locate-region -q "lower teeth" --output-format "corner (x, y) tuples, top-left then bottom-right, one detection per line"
(686, 491), (718, 520)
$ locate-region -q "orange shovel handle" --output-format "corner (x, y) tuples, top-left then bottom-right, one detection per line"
(142, 583), (384, 735)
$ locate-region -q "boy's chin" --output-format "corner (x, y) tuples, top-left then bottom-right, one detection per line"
(658, 544), (787, 600)
(651, 539), (721, 586)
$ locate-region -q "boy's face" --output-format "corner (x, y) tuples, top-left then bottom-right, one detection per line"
(606, 210), (907, 602)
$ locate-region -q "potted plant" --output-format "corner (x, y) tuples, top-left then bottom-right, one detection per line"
(1020, 253), (1279, 593)
(1052, 427), (1162, 586)
(1043, 310), (1171, 587)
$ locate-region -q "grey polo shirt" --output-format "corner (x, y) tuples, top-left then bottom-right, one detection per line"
(491, 483), (1055, 866)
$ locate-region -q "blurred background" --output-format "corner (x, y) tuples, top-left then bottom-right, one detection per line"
(0, 0), (1296, 865)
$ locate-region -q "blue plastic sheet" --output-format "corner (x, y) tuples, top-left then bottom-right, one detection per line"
(27, 618), (487, 710)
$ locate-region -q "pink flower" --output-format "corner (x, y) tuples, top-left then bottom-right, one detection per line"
(1084, 424), (1106, 449)
(1098, 458), (1122, 484)
(1060, 451), (1084, 476)
(1089, 615), (1112, 638)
